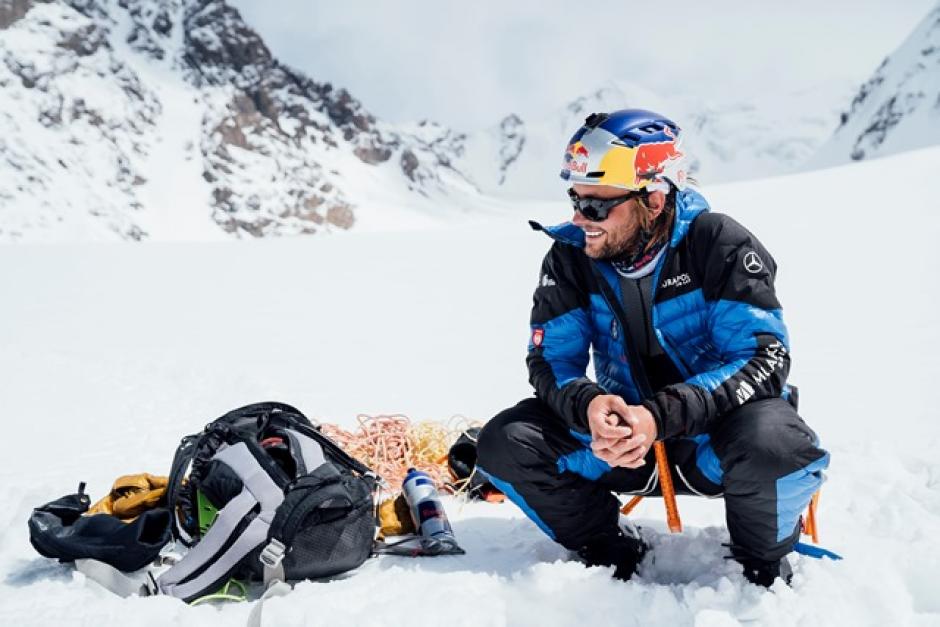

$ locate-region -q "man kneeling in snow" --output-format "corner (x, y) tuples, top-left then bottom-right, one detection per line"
(476, 109), (829, 587)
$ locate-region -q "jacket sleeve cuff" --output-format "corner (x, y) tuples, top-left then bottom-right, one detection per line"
(641, 396), (684, 441)
(576, 385), (605, 431)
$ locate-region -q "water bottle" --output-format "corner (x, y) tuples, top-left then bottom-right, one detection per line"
(401, 468), (464, 555)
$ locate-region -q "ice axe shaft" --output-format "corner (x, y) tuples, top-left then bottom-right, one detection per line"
(802, 490), (820, 543)
(654, 442), (682, 532)
(619, 442), (682, 533)
(621, 495), (644, 516)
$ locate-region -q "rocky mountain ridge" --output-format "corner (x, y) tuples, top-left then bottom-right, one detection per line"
(0, 0), (473, 241)
(810, 2), (940, 166)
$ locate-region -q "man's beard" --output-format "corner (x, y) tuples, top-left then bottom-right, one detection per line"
(586, 224), (645, 260)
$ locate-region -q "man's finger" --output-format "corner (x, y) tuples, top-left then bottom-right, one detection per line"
(604, 449), (646, 468)
(617, 400), (640, 428)
(591, 418), (631, 439)
(593, 436), (649, 466)
(602, 433), (647, 457)
(609, 444), (648, 468)
(590, 436), (625, 453)
(611, 397), (636, 424)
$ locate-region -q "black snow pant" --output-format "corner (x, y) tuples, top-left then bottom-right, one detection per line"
(476, 396), (829, 562)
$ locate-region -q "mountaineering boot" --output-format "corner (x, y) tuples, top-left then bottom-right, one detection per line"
(738, 555), (793, 588)
(578, 528), (648, 581)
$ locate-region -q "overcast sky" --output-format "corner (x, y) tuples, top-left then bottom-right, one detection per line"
(229, 1), (936, 130)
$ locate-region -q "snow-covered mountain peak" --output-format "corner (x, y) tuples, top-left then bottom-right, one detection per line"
(811, 3), (940, 165)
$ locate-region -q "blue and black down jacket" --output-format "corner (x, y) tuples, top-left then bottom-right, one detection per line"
(527, 188), (793, 440)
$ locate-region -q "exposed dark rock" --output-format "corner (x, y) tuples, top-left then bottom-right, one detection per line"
(182, 0), (273, 81)
(497, 113), (525, 184)
(126, 23), (164, 59)
(0, 0), (44, 29)
(38, 94), (63, 126)
(212, 187), (235, 211)
(152, 10), (171, 35)
(400, 149), (419, 181)
(326, 204), (354, 229)
(355, 144), (392, 165)
(124, 224), (146, 240)
(59, 22), (105, 56)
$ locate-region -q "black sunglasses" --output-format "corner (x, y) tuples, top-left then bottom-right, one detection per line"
(567, 187), (645, 221)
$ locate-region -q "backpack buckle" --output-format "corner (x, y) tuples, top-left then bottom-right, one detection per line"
(259, 538), (286, 569)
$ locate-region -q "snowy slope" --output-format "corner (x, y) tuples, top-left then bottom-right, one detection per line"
(2, 148), (940, 625)
(810, 2), (940, 166)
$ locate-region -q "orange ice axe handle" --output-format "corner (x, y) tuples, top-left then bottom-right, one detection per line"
(620, 495), (644, 516)
(654, 441), (682, 533)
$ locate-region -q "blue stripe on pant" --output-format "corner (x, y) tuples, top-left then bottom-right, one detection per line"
(474, 467), (557, 539)
(776, 453), (829, 542)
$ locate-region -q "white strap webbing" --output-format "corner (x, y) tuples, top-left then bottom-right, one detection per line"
(75, 559), (156, 597)
(247, 580), (293, 627)
(157, 442), (285, 599)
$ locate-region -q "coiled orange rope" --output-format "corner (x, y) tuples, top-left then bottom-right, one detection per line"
(319, 414), (480, 490)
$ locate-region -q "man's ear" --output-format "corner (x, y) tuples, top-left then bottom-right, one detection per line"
(647, 190), (666, 219)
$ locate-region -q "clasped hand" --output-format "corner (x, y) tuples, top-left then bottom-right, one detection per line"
(586, 394), (658, 469)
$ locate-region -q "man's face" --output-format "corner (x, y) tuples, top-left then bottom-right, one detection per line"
(570, 183), (642, 260)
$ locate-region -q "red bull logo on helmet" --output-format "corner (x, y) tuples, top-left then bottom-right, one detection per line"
(563, 141), (590, 174)
(568, 141), (590, 158)
(634, 134), (683, 184)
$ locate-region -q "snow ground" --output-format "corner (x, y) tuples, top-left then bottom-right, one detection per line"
(1, 148), (940, 626)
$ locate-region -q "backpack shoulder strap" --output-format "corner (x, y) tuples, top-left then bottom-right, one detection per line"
(157, 441), (286, 602)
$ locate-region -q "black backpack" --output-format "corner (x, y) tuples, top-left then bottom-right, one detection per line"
(159, 402), (378, 602)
